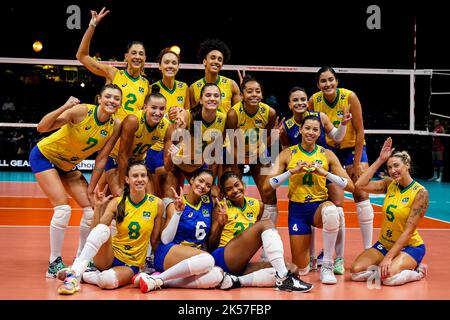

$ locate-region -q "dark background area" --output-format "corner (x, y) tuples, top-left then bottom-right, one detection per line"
(0, 0), (449, 179)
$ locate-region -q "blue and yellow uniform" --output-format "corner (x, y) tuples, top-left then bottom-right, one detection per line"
(30, 104), (116, 173)
(111, 194), (160, 274)
(232, 102), (270, 162)
(311, 88), (368, 166)
(153, 80), (188, 113)
(372, 180), (426, 264)
(287, 144), (329, 235)
(154, 194), (214, 272)
(187, 109), (226, 153)
(191, 76), (233, 114)
(283, 111), (326, 147)
(211, 197), (261, 275)
(113, 70), (149, 121)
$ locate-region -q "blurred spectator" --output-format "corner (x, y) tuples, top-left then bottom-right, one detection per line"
(93, 52), (102, 61)
(2, 97), (16, 111)
(429, 118), (445, 182)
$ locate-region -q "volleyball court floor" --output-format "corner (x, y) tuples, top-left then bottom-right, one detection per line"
(1, 172), (449, 300)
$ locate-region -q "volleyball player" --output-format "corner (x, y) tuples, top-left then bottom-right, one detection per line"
(265, 115), (354, 284)
(56, 162), (163, 294)
(29, 84), (122, 278)
(350, 137), (428, 286)
(308, 66), (375, 253)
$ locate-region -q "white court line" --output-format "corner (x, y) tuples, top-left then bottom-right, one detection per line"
(0, 207), (82, 211)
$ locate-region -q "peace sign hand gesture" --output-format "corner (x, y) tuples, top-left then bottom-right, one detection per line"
(170, 186), (186, 212)
(274, 116), (286, 132)
(215, 197), (227, 226)
(89, 7), (110, 27)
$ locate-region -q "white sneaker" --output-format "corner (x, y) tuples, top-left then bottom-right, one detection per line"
(320, 262), (337, 284)
(139, 273), (163, 293)
(220, 273), (241, 290)
(416, 263), (428, 277)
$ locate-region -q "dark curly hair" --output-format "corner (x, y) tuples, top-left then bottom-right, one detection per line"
(197, 38), (231, 63)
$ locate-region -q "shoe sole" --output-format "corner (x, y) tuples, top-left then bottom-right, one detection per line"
(45, 272), (56, 279)
(333, 268), (345, 275)
(58, 286), (80, 295)
(275, 285), (314, 293)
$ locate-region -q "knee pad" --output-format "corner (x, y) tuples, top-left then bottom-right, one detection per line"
(98, 269), (119, 289)
(80, 207), (94, 229)
(86, 224), (111, 251)
(261, 228), (284, 258)
(322, 205), (340, 233)
(351, 270), (375, 282)
(51, 205), (72, 230)
(187, 253), (215, 275)
(199, 266), (224, 289)
(337, 206), (345, 228)
(356, 200), (374, 225)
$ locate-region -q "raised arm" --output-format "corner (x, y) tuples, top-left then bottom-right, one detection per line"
(36, 96), (82, 132)
(355, 137), (394, 194)
(76, 7), (117, 82)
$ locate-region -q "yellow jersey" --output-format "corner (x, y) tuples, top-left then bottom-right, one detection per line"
(379, 180), (425, 249)
(37, 104), (116, 171)
(219, 197), (261, 247)
(191, 75), (233, 114)
(112, 194), (160, 267)
(110, 110), (170, 161)
(113, 69), (149, 121)
(232, 102), (270, 160)
(287, 144), (329, 203)
(153, 80), (188, 113)
(187, 109), (226, 152)
(312, 88), (361, 149)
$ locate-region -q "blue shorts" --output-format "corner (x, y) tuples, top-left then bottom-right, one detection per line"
(210, 246), (246, 276)
(154, 242), (177, 272)
(332, 145), (369, 167)
(105, 156), (118, 172)
(146, 149), (164, 174)
(29, 145), (78, 174)
(111, 257), (140, 275)
(372, 241), (426, 265)
(288, 201), (323, 235)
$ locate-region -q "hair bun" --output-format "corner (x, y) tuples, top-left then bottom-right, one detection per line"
(151, 84), (161, 94)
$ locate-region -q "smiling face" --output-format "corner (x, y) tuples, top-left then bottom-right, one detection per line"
(242, 80), (263, 108)
(204, 50), (224, 74)
(300, 118), (321, 144)
(125, 43), (146, 72)
(159, 51), (179, 78)
(190, 172), (213, 196)
(145, 96), (166, 126)
(125, 164), (148, 192)
(222, 176), (245, 202)
(200, 85), (221, 111)
(288, 90), (308, 115)
(317, 70), (338, 97)
(99, 88), (122, 115)
(387, 156), (410, 182)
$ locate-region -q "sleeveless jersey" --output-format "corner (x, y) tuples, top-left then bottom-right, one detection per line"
(287, 144), (329, 203)
(283, 111), (326, 147)
(219, 196), (261, 247)
(153, 80), (188, 113)
(232, 102), (270, 159)
(379, 180), (425, 249)
(191, 76), (233, 114)
(187, 109), (226, 152)
(37, 104), (115, 171)
(113, 69), (149, 121)
(173, 195), (213, 248)
(312, 88), (360, 149)
(110, 110), (169, 161)
(112, 194), (160, 267)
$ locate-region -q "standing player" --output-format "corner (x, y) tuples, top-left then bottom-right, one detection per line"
(309, 66), (374, 252)
(429, 119), (445, 182)
(351, 137), (428, 286)
(56, 162), (163, 294)
(189, 38), (241, 114)
(76, 7), (149, 121)
(29, 84), (122, 278)
(265, 115), (354, 284)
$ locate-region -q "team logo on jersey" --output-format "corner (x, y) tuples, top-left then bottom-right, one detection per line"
(121, 83), (128, 88)
(188, 212), (194, 218)
(255, 119), (263, 126)
(260, 107), (266, 114)
(177, 96), (183, 102)
(201, 195), (210, 204)
(315, 159), (323, 165)
(124, 245), (132, 251)
(341, 93), (345, 99)
(386, 229), (393, 238)
(388, 194), (395, 198)
(401, 197), (409, 204)
(304, 195), (313, 202)
(149, 196), (155, 202)
(202, 209), (210, 217)
(246, 212), (254, 220)
(337, 110), (344, 118)
(413, 185), (419, 191)
(100, 129), (108, 137)
(217, 117), (223, 123)
(233, 214), (238, 220)
(286, 119), (294, 128)
(317, 96), (322, 103)
(197, 82), (203, 88)
(292, 148), (298, 154)
(248, 199), (254, 206)
(152, 136), (160, 141)
(159, 121), (166, 129)
(294, 131), (299, 138)
(221, 78), (227, 84)
(319, 148), (325, 153)
(88, 109), (94, 116)
(139, 87), (144, 94)
(85, 126), (92, 130)
(143, 211), (151, 219)
(177, 82), (183, 88)
(221, 92), (225, 98)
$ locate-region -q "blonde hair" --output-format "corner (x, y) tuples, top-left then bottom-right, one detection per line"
(390, 151), (412, 166)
